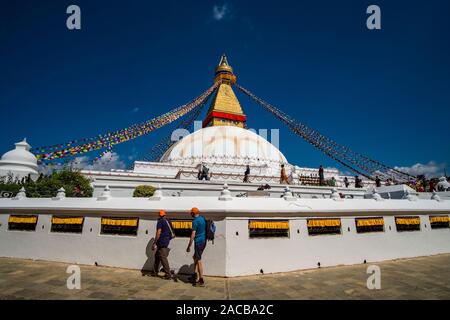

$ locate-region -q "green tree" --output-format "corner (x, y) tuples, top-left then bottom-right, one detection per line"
(0, 168), (93, 198)
(51, 169), (93, 197)
(0, 174), (21, 197)
(133, 185), (156, 197)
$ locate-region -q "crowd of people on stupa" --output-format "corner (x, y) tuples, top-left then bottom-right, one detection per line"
(372, 174), (450, 192)
(404, 176), (450, 192)
(196, 162), (450, 192)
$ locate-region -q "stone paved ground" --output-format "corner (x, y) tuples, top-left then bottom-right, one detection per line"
(1, 254), (450, 299)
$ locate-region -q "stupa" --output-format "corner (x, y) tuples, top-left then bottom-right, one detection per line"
(0, 139), (39, 180)
(81, 55), (356, 197)
(1, 56), (449, 278)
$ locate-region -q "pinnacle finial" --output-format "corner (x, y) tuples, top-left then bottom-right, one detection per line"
(214, 54), (235, 85)
(219, 53), (229, 66)
(14, 187), (27, 200)
(219, 183), (232, 201)
(97, 185), (112, 201)
(149, 184), (163, 201)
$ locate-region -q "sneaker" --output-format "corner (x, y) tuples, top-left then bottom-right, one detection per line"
(162, 273), (172, 280)
(195, 278), (205, 287)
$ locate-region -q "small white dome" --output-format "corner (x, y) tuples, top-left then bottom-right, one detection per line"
(0, 139), (39, 179)
(160, 126), (288, 170)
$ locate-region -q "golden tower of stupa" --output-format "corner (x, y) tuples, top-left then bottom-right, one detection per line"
(202, 54), (247, 128)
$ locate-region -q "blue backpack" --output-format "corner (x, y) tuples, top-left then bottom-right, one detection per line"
(205, 217), (216, 244)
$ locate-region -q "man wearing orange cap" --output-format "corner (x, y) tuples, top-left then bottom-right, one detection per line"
(152, 210), (174, 280)
(186, 207), (207, 287)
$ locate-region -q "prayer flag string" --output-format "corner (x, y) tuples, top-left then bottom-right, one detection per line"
(35, 82), (220, 161)
(236, 83), (413, 182)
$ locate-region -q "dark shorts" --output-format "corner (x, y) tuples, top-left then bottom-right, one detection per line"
(194, 242), (206, 261)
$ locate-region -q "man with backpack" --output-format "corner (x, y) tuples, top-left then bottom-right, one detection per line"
(152, 210), (174, 280)
(186, 207), (215, 287)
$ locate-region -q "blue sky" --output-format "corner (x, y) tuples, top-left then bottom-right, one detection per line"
(1, 0), (449, 177)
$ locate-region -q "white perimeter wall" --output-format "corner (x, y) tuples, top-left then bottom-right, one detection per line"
(0, 214), (226, 276)
(1, 213), (450, 277)
(225, 215), (450, 276)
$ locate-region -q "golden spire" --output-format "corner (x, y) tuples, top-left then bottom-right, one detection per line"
(214, 54), (237, 85)
(203, 55), (246, 128)
(215, 54), (233, 73)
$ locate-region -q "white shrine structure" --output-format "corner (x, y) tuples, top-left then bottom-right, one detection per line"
(0, 139), (38, 180)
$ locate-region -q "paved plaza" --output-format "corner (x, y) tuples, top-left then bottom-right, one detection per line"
(0, 254), (450, 300)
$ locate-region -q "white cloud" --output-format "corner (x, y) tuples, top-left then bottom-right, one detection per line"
(39, 152), (126, 173)
(127, 147), (138, 161)
(394, 161), (447, 178)
(37, 163), (55, 176)
(131, 107), (140, 113)
(213, 4), (229, 21)
(79, 152), (126, 171)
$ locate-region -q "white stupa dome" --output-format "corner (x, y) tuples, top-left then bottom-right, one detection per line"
(0, 139), (39, 179)
(160, 126), (288, 170)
